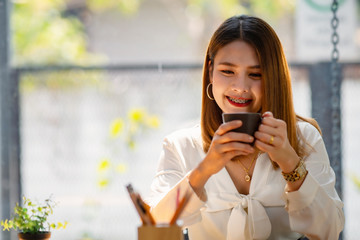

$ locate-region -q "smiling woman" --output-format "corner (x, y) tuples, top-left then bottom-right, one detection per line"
(210, 40), (263, 114)
(147, 15), (344, 240)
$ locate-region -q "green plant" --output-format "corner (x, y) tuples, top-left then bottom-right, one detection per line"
(1, 196), (68, 234)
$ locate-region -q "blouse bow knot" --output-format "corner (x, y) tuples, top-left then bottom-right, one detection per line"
(207, 193), (271, 240)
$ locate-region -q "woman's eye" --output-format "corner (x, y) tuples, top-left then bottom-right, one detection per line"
(220, 70), (234, 75)
(249, 73), (262, 78)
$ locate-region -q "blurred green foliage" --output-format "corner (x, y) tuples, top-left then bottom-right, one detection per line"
(97, 108), (160, 189)
(86, 0), (142, 15)
(13, 0), (107, 90)
(12, 0), (104, 66)
(85, 0), (295, 18)
(185, 0), (295, 19)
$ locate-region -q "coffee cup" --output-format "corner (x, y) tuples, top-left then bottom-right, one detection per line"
(222, 112), (262, 137)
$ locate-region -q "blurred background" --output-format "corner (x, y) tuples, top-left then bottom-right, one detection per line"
(1, 0), (360, 239)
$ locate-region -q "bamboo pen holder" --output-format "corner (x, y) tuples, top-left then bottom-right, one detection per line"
(138, 224), (184, 240)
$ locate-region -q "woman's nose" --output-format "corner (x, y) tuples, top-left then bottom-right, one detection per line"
(231, 74), (249, 92)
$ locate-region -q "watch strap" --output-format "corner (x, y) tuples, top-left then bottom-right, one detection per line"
(281, 159), (307, 182)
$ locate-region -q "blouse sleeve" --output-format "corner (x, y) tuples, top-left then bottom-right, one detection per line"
(283, 124), (345, 239)
(146, 136), (205, 226)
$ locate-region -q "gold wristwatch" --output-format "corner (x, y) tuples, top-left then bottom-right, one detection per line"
(281, 159), (307, 182)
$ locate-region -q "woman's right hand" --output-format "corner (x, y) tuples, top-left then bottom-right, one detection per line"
(189, 120), (254, 199)
(201, 120), (255, 176)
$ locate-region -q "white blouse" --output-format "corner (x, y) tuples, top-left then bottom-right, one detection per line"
(147, 121), (344, 240)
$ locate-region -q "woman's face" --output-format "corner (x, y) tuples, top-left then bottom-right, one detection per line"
(210, 40), (262, 114)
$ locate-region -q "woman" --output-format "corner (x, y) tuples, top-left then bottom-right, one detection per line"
(147, 15), (344, 240)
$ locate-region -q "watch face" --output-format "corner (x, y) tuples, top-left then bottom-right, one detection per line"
(282, 160), (307, 182)
(297, 161), (307, 177)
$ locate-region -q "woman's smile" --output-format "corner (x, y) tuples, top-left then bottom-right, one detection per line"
(226, 96), (253, 107)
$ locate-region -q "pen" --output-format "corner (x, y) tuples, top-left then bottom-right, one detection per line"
(126, 184), (149, 224)
(176, 187), (180, 208)
(137, 196), (156, 225)
(170, 189), (192, 225)
(126, 184), (156, 225)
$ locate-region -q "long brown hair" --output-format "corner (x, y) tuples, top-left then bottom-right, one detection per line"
(201, 15), (320, 161)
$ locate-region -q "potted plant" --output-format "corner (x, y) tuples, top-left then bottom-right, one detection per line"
(1, 196), (68, 240)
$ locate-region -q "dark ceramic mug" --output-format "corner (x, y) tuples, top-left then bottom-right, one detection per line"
(222, 112), (262, 137)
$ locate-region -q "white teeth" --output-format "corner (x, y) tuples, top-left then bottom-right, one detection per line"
(229, 97), (249, 104)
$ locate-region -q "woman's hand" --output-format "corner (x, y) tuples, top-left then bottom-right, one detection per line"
(189, 120), (254, 198)
(202, 120), (255, 176)
(254, 112), (299, 173)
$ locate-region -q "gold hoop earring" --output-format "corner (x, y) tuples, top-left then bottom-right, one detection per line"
(206, 83), (214, 100)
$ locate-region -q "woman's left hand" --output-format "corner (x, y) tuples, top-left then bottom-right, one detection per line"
(254, 111), (299, 173)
